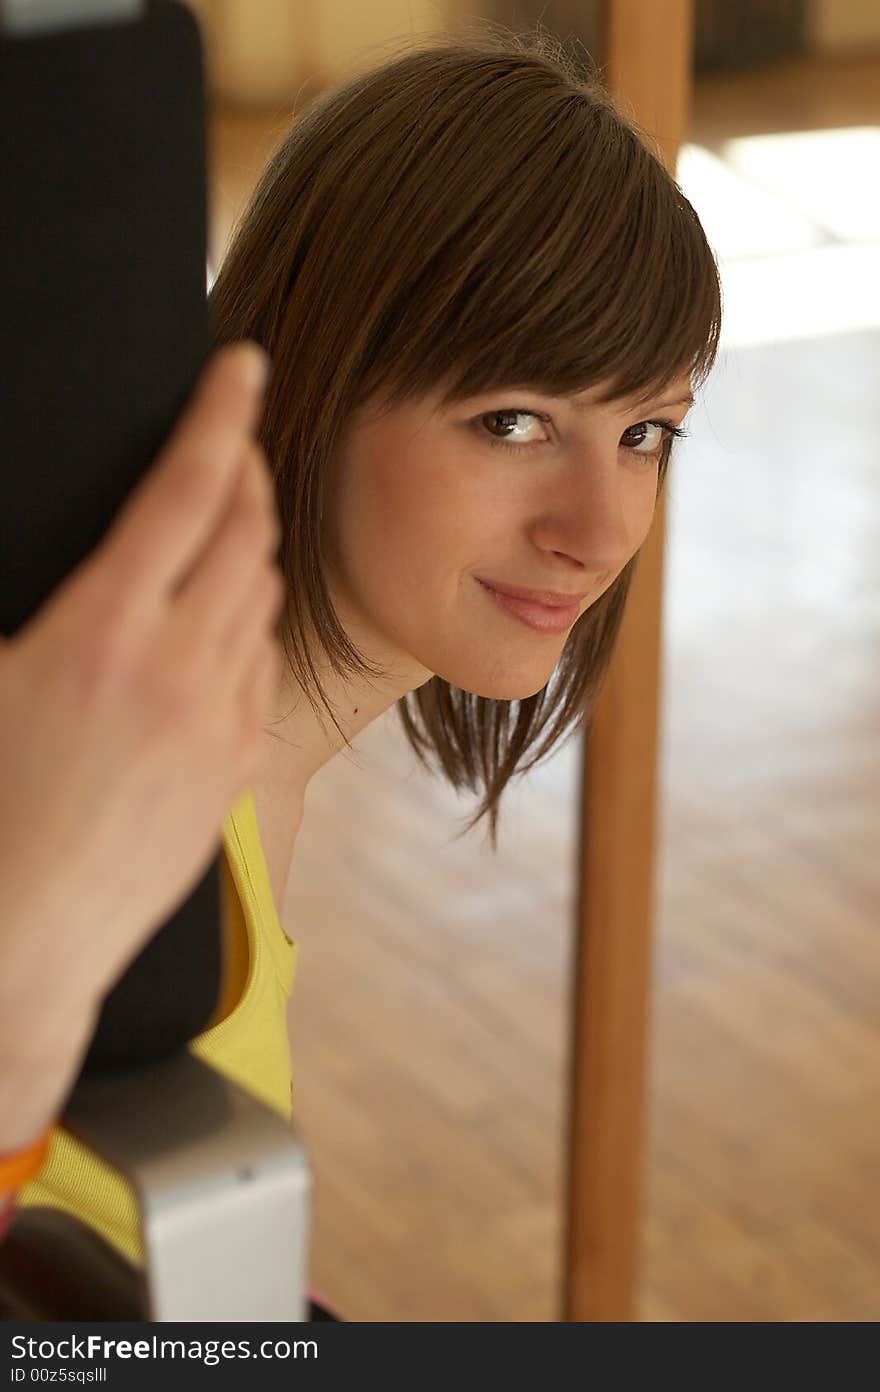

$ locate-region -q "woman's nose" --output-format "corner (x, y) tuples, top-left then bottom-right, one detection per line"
(533, 459), (641, 577)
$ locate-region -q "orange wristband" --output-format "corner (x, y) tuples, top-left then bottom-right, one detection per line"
(0, 1129), (52, 1194)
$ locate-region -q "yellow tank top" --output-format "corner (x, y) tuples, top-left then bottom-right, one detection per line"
(16, 788), (298, 1267)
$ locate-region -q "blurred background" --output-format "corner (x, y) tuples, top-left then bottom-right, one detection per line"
(189, 0), (880, 1320)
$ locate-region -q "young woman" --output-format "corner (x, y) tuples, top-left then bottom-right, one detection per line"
(17, 28), (720, 1275)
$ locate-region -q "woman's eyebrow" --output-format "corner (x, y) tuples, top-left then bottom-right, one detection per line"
(569, 392), (695, 413)
(646, 394), (694, 412)
(453, 389), (695, 413)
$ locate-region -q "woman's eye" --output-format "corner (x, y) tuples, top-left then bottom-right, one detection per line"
(475, 409), (688, 459)
(478, 409), (550, 450)
(621, 419), (687, 457)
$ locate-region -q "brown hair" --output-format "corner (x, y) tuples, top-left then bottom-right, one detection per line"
(209, 25), (721, 848)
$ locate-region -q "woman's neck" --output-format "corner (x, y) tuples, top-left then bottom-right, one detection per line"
(249, 771), (303, 911)
(249, 644), (433, 907)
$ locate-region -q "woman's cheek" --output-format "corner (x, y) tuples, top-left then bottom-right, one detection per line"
(625, 471), (662, 553)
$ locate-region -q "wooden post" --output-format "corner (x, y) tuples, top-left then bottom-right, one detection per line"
(563, 0), (695, 1323)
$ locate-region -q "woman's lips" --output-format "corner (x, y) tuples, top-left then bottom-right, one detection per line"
(476, 579), (582, 634)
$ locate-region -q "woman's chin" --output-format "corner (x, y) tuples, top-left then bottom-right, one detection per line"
(454, 670), (555, 702)
(428, 644), (561, 702)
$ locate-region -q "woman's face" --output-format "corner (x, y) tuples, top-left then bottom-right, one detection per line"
(321, 374), (693, 702)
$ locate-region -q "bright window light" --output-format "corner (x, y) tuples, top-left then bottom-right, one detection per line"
(722, 127), (880, 243)
(677, 127), (880, 348)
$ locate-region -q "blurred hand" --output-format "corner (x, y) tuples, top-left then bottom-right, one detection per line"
(0, 342), (285, 1147)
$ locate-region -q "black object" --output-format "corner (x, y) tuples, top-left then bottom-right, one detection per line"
(308, 1299), (341, 1322)
(0, 1), (222, 1072)
(0, 1206), (144, 1320)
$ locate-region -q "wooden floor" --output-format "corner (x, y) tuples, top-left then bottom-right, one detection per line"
(209, 53), (880, 1321)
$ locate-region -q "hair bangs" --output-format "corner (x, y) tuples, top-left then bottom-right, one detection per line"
(355, 80), (720, 417)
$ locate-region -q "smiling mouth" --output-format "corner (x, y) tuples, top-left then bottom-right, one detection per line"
(476, 579), (583, 635)
(475, 578), (588, 607)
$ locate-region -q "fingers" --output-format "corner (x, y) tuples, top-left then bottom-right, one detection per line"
(172, 443), (287, 743)
(172, 439), (281, 650)
(213, 542), (286, 683)
(97, 342), (271, 608)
